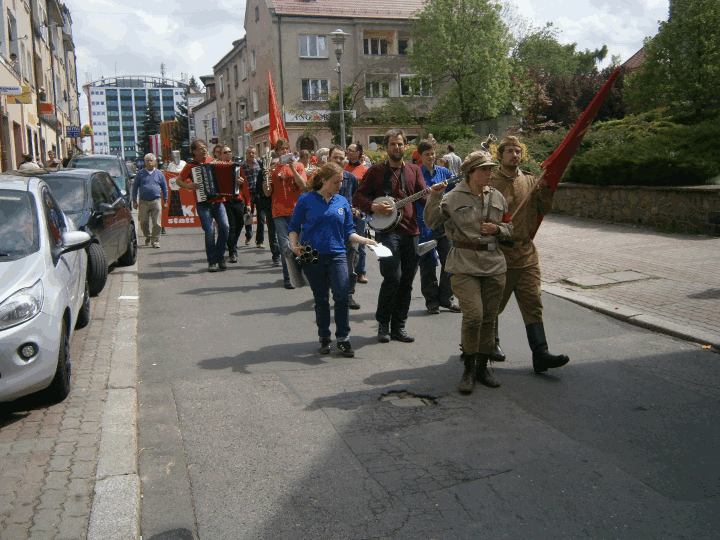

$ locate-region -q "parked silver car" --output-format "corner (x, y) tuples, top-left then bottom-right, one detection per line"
(0, 175), (93, 402)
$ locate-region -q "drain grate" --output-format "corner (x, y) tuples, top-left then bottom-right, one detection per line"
(379, 390), (437, 407)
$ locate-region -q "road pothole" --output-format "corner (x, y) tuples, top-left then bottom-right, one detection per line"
(379, 390), (438, 407)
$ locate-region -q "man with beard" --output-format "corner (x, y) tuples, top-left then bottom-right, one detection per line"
(489, 136), (569, 374)
(353, 129), (428, 343)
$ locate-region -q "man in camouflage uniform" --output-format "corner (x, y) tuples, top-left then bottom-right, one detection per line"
(489, 136), (569, 374)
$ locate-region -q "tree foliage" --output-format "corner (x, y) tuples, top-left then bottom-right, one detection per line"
(409, 0), (514, 125)
(327, 84), (355, 145)
(173, 85), (191, 159)
(625, 0), (720, 115)
(139, 100), (160, 157)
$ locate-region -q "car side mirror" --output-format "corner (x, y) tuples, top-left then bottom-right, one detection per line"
(59, 231), (93, 256)
(111, 197), (125, 209)
(129, 173), (136, 180)
(97, 202), (114, 215)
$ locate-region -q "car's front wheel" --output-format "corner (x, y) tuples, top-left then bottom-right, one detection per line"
(46, 319), (71, 402)
(87, 242), (108, 296)
(75, 281), (90, 329)
(118, 225), (137, 266)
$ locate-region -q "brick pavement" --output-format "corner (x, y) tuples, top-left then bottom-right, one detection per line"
(536, 214), (720, 342)
(0, 269), (124, 540)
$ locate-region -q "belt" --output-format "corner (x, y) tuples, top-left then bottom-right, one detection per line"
(500, 238), (531, 248)
(453, 241), (497, 251)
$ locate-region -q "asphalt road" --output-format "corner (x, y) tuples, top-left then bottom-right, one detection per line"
(137, 228), (720, 540)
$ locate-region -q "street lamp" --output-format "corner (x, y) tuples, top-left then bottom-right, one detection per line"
(202, 118), (209, 144)
(329, 29), (351, 148)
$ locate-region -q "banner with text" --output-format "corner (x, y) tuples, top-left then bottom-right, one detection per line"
(161, 171), (202, 228)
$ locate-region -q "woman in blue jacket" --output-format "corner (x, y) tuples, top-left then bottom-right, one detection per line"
(289, 162), (377, 357)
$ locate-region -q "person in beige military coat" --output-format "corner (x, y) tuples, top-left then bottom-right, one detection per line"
(425, 151), (513, 394)
(489, 136), (569, 374)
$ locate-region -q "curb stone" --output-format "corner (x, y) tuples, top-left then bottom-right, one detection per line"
(87, 264), (140, 540)
(543, 283), (720, 352)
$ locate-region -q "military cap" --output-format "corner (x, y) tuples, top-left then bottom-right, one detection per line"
(498, 135), (522, 151)
(460, 150), (495, 174)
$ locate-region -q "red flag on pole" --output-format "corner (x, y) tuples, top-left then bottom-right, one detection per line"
(268, 71), (288, 147)
(532, 68), (621, 237)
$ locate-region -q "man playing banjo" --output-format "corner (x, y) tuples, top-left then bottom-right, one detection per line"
(354, 129), (429, 344)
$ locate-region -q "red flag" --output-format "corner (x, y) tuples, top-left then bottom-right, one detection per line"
(532, 68), (620, 238)
(268, 71), (288, 147)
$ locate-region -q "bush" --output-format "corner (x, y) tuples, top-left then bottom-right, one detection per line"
(366, 144), (417, 165)
(422, 124), (476, 142)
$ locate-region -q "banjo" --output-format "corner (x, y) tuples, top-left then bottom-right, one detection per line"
(370, 173), (464, 232)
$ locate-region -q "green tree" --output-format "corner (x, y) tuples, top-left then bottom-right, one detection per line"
(625, 0), (720, 116)
(173, 86), (191, 159)
(327, 84), (355, 145)
(409, 0), (514, 125)
(139, 99), (160, 157)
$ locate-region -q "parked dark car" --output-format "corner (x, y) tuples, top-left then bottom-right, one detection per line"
(41, 169), (137, 296)
(66, 154), (135, 202)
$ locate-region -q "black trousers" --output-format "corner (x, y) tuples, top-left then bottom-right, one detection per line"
(375, 233), (419, 328)
(255, 196), (280, 258)
(224, 199), (247, 257)
(244, 196), (256, 240)
(419, 233), (453, 308)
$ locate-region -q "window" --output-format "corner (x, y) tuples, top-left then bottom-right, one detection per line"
(250, 51), (256, 72)
(365, 81), (390, 98)
(252, 91), (258, 112)
(241, 58), (247, 80)
(234, 65), (239, 86)
(364, 38), (388, 56)
(236, 101), (244, 118)
(398, 39), (409, 55)
(400, 75), (431, 97)
(298, 35), (328, 58)
(219, 74), (224, 95)
(255, 5), (259, 21)
(301, 79), (329, 101)
(221, 108), (226, 128)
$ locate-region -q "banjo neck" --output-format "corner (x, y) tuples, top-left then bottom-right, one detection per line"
(393, 173), (464, 209)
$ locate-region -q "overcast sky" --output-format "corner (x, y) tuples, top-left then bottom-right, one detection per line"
(69, 0), (669, 128)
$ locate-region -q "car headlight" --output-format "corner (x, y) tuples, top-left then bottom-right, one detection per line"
(0, 280), (44, 331)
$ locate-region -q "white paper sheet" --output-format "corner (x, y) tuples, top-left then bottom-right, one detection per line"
(368, 243), (393, 258)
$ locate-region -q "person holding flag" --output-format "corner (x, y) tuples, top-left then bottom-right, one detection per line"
(489, 136), (569, 374)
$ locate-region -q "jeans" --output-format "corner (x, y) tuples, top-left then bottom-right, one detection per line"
(273, 215), (293, 284)
(354, 219), (367, 275)
(224, 199), (246, 257)
(419, 233), (453, 308)
(196, 201), (229, 264)
(255, 197), (280, 258)
(375, 233), (419, 328)
(303, 253), (350, 340)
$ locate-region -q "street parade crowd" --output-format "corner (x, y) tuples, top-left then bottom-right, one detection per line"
(133, 130), (570, 394)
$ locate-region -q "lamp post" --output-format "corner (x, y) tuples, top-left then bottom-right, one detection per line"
(329, 29), (351, 148)
(202, 118), (209, 144)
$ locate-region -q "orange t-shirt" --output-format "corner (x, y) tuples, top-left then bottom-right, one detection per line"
(179, 158), (230, 204)
(344, 162), (368, 182)
(270, 161), (306, 217)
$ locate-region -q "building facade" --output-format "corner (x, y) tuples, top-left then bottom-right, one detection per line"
(83, 75), (187, 161)
(0, 0), (81, 171)
(190, 75), (218, 147)
(212, 0), (431, 157)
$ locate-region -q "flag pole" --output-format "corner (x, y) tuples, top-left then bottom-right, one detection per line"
(509, 168), (547, 223)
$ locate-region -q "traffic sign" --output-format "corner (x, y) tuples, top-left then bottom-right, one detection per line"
(66, 126), (80, 137)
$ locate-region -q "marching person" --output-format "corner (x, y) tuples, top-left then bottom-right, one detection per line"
(489, 136), (569, 373)
(242, 147), (281, 264)
(289, 162), (378, 357)
(416, 139), (460, 314)
(345, 142), (369, 284)
(424, 150), (513, 393)
(328, 145), (362, 309)
(218, 146), (252, 263)
(353, 129), (428, 344)
(263, 138), (307, 288)
(176, 139), (231, 272)
(132, 153), (168, 248)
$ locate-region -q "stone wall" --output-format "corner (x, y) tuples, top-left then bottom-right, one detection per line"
(553, 184), (720, 235)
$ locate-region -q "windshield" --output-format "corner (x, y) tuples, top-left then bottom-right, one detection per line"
(0, 191), (39, 260)
(43, 177), (86, 214)
(69, 158), (125, 189)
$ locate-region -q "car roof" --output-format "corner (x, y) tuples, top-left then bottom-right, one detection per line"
(71, 154), (122, 161)
(0, 172), (47, 192)
(40, 169), (98, 179)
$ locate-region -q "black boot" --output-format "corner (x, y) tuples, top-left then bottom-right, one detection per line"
(526, 322), (569, 374)
(475, 354), (501, 388)
(378, 322), (391, 343)
(458, 353), (476, 394)
(491, 317), (506, 362)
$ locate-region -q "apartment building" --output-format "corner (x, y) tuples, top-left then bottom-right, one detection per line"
(190, 75), (218, 146)
(0, 0), (81, 171)
(83, 76), (187, 160)
(213, 0), (431, 156)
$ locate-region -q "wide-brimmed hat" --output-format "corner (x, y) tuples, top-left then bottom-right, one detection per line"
(460, 151), (495, 174)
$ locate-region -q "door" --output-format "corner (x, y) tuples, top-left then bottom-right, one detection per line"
(90, 173), (118, 260)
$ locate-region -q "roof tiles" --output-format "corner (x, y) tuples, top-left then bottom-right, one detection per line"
(269, 0), (424, 19)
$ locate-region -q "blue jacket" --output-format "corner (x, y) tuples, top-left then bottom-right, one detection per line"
(289, 191), (355, 255)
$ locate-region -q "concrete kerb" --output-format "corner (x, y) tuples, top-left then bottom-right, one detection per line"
(87, 262), (140, 540)
(543, 283), (720, 352)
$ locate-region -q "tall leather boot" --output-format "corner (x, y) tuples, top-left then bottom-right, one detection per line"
(526, 322), (569, 374)
(475, 354), (501, 388)
(490, 317), (506, 362)
(457, 353), (476, 394)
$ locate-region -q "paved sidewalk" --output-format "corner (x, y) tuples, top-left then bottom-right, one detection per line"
(535, 214), (720, 348)
(0, 264), (138, 540)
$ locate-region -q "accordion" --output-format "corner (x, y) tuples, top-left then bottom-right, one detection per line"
(191, 162), (239, 202)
